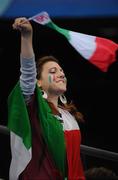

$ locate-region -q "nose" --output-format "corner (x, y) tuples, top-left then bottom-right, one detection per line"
(56, 70), (67, 83)
(58, 71), (65, 79)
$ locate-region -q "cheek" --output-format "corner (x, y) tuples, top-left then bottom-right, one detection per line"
(48, 74), (56, 83)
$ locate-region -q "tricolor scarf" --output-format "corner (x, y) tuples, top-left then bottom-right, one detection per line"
(29, 11), (118, 72)
(7, 81), (66, 180)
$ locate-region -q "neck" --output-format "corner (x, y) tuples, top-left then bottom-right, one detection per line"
(47, 95), (59, 108)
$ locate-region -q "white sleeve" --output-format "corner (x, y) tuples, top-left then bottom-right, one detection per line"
(20, 55), (37, 101)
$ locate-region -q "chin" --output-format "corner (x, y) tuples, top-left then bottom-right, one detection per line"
(49, 85), (67, 95)
(58, 88), (67, 94)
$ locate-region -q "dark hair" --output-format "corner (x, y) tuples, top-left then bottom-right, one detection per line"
(59, 102), (84, 123)
(36, 55), (84, 122)
(36, 55), (59, 80)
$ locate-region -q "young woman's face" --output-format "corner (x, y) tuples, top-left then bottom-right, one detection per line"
(38, 61), (67, 96)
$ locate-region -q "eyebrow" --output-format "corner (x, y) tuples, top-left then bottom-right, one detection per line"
(48, 67), (63, 72)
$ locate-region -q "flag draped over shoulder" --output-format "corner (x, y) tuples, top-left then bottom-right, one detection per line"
(8, 81), (66, 180)
(29, 11), (118, 72)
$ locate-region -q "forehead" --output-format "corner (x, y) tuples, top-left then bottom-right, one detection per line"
(43, 61), (61, 70)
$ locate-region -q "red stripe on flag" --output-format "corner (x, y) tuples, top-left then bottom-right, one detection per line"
(64, 130), (85, 179)
(89, 37), (118, 72)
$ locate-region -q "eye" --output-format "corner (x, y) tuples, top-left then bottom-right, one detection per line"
(49, 70), (56, 74)
(49, 67), (56, 74)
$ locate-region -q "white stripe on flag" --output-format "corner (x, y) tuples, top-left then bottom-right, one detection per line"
(69, 31), (96, 59)
(59, 108), (80, 131)
(9, 132), (31, 180)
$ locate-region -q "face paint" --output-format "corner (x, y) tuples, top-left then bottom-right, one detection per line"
(48, 74), (53, 83)
(53, 74), (56, 82)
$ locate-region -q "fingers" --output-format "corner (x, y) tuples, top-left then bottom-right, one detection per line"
(12, 17), (29, 30)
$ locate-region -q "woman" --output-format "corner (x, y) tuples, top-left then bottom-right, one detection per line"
(8, 17), (85, 179)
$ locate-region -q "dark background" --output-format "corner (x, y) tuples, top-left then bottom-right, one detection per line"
(0, 16), (118, 178)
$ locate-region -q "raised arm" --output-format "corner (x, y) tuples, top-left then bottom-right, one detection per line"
(13, 17), (34, 57)
(12, 18), (37, 99)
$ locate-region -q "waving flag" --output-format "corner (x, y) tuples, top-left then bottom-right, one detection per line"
(29, 11), (118, 72)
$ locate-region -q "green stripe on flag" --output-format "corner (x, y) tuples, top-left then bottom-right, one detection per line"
(8, 81), (32, 149)
(36, 85), (66, 177)
(46, 21), (70, 40)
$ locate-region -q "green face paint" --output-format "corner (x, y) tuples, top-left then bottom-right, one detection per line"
(48, 74), (52, 83)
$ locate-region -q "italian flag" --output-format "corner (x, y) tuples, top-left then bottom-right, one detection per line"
(8, 82), (66, 180)
(29, 11), (118, 72)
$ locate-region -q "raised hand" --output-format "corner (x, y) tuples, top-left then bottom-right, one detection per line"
(12, 17), (33, 37)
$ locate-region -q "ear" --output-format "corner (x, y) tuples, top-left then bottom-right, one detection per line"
(37, 80), (42, 87)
